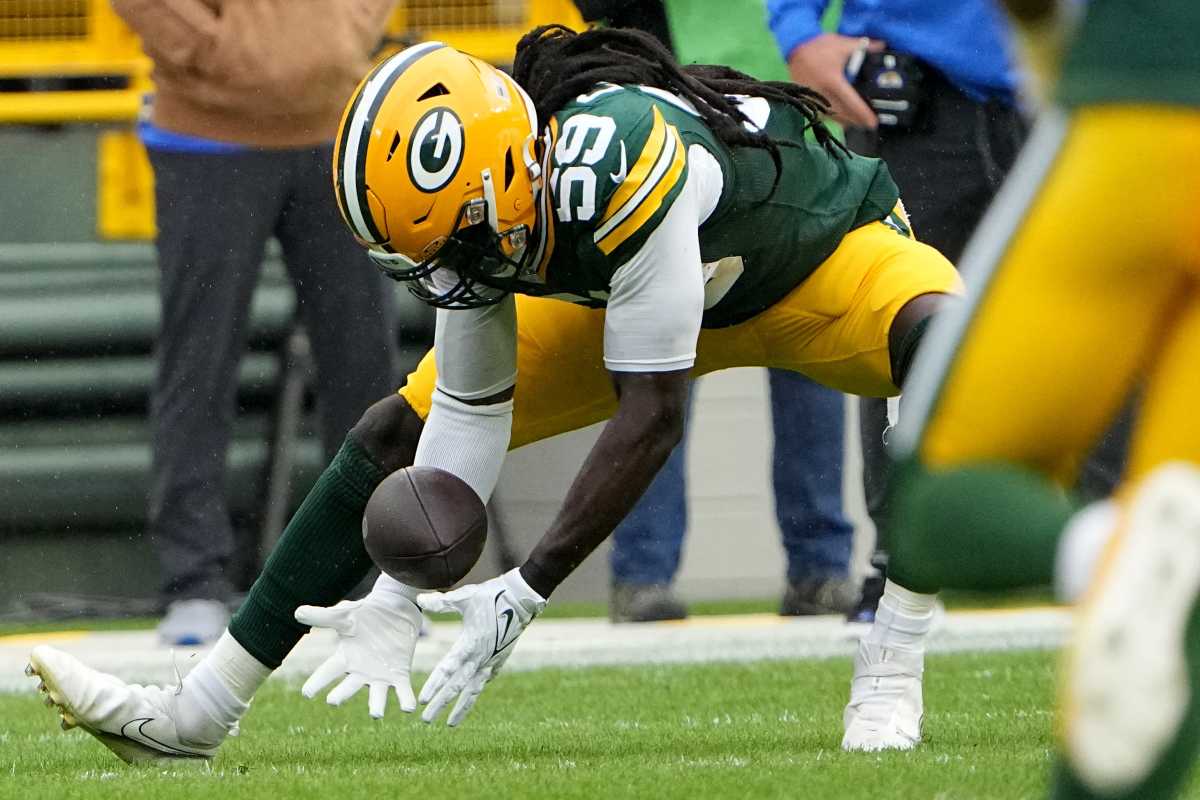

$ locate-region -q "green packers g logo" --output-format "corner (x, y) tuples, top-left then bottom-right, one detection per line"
(407, 107), (464, 193)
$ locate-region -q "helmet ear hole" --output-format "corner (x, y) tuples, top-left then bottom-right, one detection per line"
(503, 147), (515, 191)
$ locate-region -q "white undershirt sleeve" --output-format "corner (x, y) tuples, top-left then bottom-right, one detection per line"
(602, 150), (716, 373)
(430, 296), (517, 400)
(413, 296), (517, 503)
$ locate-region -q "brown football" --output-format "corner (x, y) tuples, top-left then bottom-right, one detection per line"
(362, 466), (488, 589)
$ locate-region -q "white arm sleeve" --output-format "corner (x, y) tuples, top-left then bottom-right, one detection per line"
(431, 295), (517, 400)
(413, 295), (517, 504)
(603, 152), (713, 373)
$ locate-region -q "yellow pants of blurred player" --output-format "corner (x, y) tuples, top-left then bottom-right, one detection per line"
(903, 105), (1200, 486)
(400, 216), (960, 449)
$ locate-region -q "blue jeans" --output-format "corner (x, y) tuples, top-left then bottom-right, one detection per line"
(609, 370), (853, 586)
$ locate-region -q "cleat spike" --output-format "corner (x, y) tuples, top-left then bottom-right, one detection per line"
(60, 712), (78, 730)
(25, 663), (36, 677)
(44, 694), (55, 707)
(37, 680), (46, 693)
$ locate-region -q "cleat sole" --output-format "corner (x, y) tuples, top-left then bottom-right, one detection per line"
(1065, 465), (1200, 793)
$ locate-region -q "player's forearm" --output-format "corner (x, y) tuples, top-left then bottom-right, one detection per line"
(520, 391), (686, 597)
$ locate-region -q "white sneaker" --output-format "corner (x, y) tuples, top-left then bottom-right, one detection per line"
(26, 645), (228, 766)
(1063, 463), (1200, 794)
(157, 599), (230, 647)
(842, 640), (924, 751)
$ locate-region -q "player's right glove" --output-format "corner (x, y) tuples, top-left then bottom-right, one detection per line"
(294, 574), (423, 719)
(417, 568), (546, 726)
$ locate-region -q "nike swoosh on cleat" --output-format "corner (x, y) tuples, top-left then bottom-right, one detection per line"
(118, 718), (207, 757)
(609, 141), (628, 184)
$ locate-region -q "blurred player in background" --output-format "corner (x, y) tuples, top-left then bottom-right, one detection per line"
(25, 25), (963, 764)
(879, 1), (1200, 796)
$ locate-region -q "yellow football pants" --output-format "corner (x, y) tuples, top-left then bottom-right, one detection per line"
(400, 217), (960, 450)
(914, 106), (1200, 486)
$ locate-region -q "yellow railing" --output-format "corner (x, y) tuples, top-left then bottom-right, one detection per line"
(0, 1), (583, 125)
(0, 0), (584, 239)
(385, 0), (582, 63)
(0, 0), (150, 122)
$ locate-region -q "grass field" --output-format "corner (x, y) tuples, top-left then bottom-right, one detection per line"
(3, 649), (1069, 800)
(0, 588), (1057, 636)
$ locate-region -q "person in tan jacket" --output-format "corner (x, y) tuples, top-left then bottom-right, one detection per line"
(111, 0), (400, 646)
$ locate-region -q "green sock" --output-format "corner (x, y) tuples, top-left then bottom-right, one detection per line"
(887, 459), (1075, 594)
(229, 437), (387, 668)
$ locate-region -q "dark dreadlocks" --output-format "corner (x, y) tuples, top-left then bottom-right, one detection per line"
(512, 25), (850, 196)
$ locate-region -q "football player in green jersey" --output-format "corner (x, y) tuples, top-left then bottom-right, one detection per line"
(879, 0), (1200, 796)
(26, 25), (961, 763)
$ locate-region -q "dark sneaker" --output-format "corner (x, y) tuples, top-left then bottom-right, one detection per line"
(846, 572), (886, 624)
(609, 583), (688, 623)
(780, 577), (860, 616)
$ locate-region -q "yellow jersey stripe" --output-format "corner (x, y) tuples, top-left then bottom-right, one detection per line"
(599, 106), (668, 225)
(593, 114), (677, 245)
(595, 125), (685, 256)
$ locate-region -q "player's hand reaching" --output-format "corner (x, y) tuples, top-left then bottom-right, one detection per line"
(295, 574), (423, 719)
(417, 568), (546, 726)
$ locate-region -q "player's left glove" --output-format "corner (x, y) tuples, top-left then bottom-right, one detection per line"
(417, 568), (546, 726)
(295, 574), (423, 719)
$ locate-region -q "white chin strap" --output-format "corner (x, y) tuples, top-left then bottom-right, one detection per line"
(479, 166), (529, 269)
(481, 167), (500, 233)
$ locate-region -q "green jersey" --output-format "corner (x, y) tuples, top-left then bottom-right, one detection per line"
(1058, 0), (1200, 108)
(524, 85), (900, 328)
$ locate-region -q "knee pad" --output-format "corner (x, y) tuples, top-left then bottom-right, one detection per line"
(348, 394), (423, 473)
(890, 315), (932, 389)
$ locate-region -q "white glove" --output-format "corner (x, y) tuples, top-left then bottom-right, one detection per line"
(294, 574), (423, 719)
(417, 568), (546, 726)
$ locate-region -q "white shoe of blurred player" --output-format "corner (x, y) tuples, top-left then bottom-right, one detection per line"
(1062, 463), (1200, 794)
(842, 640), (924, 751)
(26, 645), (228, 766)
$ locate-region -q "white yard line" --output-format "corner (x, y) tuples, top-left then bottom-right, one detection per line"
(0, 607), (1071, 693)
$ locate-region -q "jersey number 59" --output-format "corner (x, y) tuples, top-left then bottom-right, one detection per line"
(550, 114), (616, 223)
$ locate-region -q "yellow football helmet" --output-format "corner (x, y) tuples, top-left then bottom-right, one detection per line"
(333, 42), (544, 307)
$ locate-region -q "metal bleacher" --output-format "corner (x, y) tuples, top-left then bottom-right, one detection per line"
(0, 239), (329, 615)
(0, 1), (582, 616)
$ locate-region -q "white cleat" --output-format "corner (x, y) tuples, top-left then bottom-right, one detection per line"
(26, 645), (226, 767)
(1063, 463), (1200, 794)
(842, 640), (924, 752)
